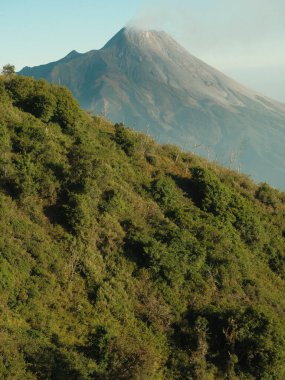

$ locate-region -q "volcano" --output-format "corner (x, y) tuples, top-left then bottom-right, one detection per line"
(19, 27), (285, 189)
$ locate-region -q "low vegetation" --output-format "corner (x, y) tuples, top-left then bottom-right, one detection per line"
(0, 74), (285, 379)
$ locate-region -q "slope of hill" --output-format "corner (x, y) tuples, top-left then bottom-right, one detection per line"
(19, 27), (285, 190)
(1, 75), (285, 379)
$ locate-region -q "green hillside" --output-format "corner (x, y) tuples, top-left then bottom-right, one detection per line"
(0, 74), (285, 379)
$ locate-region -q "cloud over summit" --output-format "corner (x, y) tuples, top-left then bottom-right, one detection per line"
(130, 0), (285, 70)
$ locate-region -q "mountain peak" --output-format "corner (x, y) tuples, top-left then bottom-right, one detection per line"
(103, 26), (177, 51)
(66, 49), (79, 57)
(63, 50), (81, 60)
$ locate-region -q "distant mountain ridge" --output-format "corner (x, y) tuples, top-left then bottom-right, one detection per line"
(19, 27), (285, 189)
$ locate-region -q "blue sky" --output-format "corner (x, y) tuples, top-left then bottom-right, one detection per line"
(0, 0), (143, 69)
(1, 0), (285, 101)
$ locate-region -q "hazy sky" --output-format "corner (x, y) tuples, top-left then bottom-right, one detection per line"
(1, 0), (285, 101)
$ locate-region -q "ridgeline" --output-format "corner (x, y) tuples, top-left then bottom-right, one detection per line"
(0, 75), (285, 379)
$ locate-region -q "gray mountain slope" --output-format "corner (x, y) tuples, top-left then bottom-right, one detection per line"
(19, 27), (285, 189)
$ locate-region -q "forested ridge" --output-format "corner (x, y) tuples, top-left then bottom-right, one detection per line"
(0, 74), (285, 379)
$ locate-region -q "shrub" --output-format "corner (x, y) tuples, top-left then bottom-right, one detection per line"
(114, 123), (135, 156)
(191, 167), (232, 217)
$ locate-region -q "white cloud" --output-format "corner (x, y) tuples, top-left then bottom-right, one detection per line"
(130, 0), (285, 70)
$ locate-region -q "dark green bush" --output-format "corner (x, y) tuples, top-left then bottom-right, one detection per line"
(191, 167), (232, 217)
(114, 123), (135, 156)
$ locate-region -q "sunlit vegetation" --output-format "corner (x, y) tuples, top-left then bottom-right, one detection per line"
(0, 74), (285, 379)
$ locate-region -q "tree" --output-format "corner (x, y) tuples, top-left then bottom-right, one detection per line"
(2, 64), (16, 76)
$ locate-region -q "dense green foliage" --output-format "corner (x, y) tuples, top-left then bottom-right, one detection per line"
(0, 75), (285, 379)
